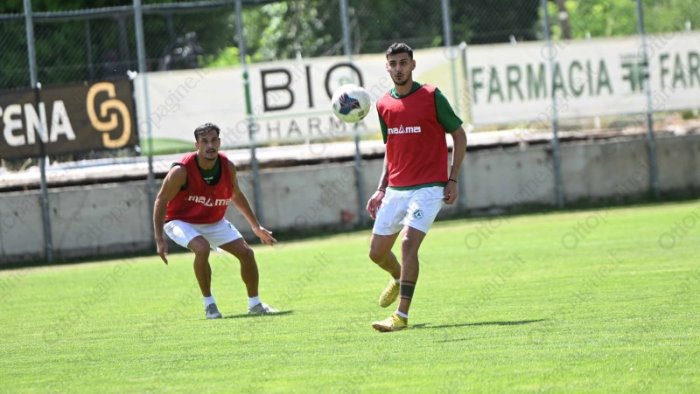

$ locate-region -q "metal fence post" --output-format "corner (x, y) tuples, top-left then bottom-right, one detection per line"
(340, 0), (367, 225)
(23, 0), (53, 263)
(133, 0), (157, 247)
(458, 41), (469, 210)
(236, 0), (264, 223)
(440, 0), (466, 212)
(541, 0), (565, 208)
(635, 0), (660, 199)
(441, 0), (459, 111)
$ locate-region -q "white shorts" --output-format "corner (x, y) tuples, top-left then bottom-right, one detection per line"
(372, 186), (445, 235)
(163, 219), (242, 249)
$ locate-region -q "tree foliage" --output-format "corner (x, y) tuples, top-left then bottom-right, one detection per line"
(0, 0), (232, 89)
(235, 0), (541, 60)
(242, 1), (341, 61)
(550, 0), (700, 39)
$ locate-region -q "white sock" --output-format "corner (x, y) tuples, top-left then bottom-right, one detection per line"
(203, 296), (216, 307)
(395, 310), (408, 319)
(248, 296), (261, 308)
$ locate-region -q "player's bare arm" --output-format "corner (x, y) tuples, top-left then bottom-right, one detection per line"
(227, 160), (277, 246)
(153, 165), (187, 264)
(444, 126), (467, 204)
(366, 155), (389, 219)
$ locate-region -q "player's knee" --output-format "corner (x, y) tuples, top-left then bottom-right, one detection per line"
(368, 249), (385, 264)
(189, 239), (211, 256)
(190, 241), (210, 257)
(401, 237), (420, 256)
(237, 245), (255, 262)
(192, 247), (210, 258)
(244, 246), (255, 260)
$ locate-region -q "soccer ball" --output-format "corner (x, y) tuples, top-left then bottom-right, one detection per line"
(331, 84), (371, 123)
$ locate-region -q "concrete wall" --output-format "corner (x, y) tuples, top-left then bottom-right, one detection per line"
(463, 147), (556, 210)
(561, 139), (650, 200)
(48, 184), (153, 261)
(0, 192), (43, 261)
(0, 183), (152, 264)
(656, 135), (700, 191)
(1, 134), (699, 265)
(560, 135), (700, 201)
(246, 164), (360, 230)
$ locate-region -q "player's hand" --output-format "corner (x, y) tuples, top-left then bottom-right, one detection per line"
(156, 238), (169, 264)
(366, 190), (385, 219)
(254, 226), (277, 246)
(444, 181), (458, 205)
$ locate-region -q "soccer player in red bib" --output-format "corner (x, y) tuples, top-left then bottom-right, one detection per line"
(367, 43), (467, 332)
(153, 123), (278, 319)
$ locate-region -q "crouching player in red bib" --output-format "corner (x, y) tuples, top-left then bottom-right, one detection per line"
(153, 123), (278, 319)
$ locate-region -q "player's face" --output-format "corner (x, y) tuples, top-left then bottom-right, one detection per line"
(386, 53), (415, 86)
(195, 129), (220, 161)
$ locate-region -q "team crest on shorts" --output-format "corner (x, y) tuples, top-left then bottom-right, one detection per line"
(413, 209), (423, 219)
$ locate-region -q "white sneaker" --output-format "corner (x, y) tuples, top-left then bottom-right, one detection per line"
(248, 302), (278, 315)
(205, 303), (222, 319)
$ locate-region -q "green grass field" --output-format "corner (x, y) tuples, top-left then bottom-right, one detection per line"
(1, 200), (699, 393)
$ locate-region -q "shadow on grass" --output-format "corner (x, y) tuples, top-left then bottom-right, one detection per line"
(223, 310), (294, 319)
(413, 318), (547, 330)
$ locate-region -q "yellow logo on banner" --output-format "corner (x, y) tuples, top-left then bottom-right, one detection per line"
(86, 82), (132, 148)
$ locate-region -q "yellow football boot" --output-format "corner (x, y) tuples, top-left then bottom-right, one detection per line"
(372, 313), (408, 332)
(378, 279), (400, 308)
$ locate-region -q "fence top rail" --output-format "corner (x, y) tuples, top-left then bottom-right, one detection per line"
(0, 0), (278, 22)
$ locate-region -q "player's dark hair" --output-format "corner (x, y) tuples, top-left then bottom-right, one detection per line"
(386, 42), (413, 59)
(194, 123), (220, 141)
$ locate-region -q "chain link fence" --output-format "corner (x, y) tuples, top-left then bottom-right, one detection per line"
(2, 1), (696, 140)
(1, 0), (698, 178)
(1, 1), (697, 86)
(0, 17), (30, 89)
(0, 0), (619, 89)
(0, 0), (698, 173)
(2, 0), (700, 264)
(0, 3), (244, 90)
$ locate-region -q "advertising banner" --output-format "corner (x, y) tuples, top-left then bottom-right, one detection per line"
(134, 48), (456, 152)
(0, 79), (137, 160)
(467, 32), (700, 125)
(133, 32), (700, 150)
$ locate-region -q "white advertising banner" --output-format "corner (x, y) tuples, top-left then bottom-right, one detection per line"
(467, 32), (700, 125)
(134, 32), (700, 150)
(134, 48), (458, 151)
